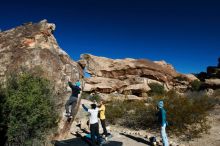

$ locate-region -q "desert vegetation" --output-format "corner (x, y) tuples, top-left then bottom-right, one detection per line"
(148, 82), (166, 96)
(106, 87), (219, 140)
(0, 72), (58, 146)
(190, 80), (202, 91)
(81, 92), (101, 102)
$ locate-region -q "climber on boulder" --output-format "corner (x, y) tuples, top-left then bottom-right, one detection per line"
(65, 79), (81, 118)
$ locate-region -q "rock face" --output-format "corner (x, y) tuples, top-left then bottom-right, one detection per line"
(0, 20), (84, 141)
(197, 58), (220, 89)
(79, 54), (195, 95)
(0, 20), (83, 92)
(205, 79), (220, 89)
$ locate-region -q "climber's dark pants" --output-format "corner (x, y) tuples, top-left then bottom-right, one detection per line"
(101, 119), (108, 136)
(65, 96), (77, 114)
(90, 122), (101, 146)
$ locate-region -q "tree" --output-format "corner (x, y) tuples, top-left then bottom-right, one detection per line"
(2, 73), (58, 146)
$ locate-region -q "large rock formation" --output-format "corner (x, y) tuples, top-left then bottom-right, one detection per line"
(197, 57), (220, 89)
(0, 20), (83, 92)
(79, 54), (196, 96)
(0, 20), (83, 141)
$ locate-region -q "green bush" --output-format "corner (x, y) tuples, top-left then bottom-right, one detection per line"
(163, 91), (215, 139)
(106, 90), (216, 139)
(81, 92), (101, 102)
(90, 94), (101, 102)
(213, 89), (220, 99)
(1, 73), (58, 146)
(106, 100), (157, 129)
(81, 92), (90, 99)
(122, 101), (156, 130)
(191, 80), (202, 91)
(105, 100), (127, 124)
(148, 83), (166, 96)
(0, 87), (7, 145)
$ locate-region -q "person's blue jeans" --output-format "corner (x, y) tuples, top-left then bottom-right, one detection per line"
(161, 124), (169, 146)
(65, 96), (77, 114)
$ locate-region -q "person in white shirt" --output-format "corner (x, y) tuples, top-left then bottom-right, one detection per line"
(82, 103), (101, 146)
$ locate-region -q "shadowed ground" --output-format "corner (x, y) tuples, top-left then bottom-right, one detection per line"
(120, 133), (151, 146)
(54, 138), (123, 146)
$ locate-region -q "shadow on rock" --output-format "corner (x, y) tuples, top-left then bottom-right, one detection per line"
(120, 133), (151, 146)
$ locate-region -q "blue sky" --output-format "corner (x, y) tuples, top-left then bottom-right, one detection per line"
(0, 0), (219, 74)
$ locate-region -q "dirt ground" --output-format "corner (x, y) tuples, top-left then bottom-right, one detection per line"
(182, 105), (220, 146)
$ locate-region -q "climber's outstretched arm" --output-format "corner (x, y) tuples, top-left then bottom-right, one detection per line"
(82, 104), (88, 112)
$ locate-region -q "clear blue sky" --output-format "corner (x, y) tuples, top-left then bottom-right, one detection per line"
(0, 0), (219, 74)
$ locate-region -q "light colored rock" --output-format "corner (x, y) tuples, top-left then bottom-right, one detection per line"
(184, 74), (198, 81)
(205, 79), (220, 86)
(0, 20), (83, 92)
(80, 54), (192, 95)
(124, 83), (151, 92)
(80, 54), (178, 80)
(206, 88), (214, 96)
(84, 77), (126, 93)
(154, 60), (175, 70)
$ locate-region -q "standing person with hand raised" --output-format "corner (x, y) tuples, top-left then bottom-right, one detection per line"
(82, 103), (102, 146)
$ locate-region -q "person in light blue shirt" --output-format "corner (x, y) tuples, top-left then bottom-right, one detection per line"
(156, 100), (169, 146)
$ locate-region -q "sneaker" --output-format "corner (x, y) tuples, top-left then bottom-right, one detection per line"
(100, 133), (104, 136)
(65, 113), (70, 117)
(100, 140), (105, 145)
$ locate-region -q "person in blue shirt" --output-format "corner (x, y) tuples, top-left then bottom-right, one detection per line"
(156, 100), (169, 146)
(65, 80), (81, 117)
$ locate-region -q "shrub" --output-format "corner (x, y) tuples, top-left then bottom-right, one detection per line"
(213, 89), (220, 98)
(90, 94), (101, 102)
(191, 80), (202, 91)
(81, 92), (90, 99)
(122, 101), (156, 129)
(106, 100), (158, 129)
(106, 90), (217, 139)
(105, 100), (127, 124)
(165, 92), (215, 139)
(81, 92), (101, 102)
(148, 83), (166, 96)
(0, 87), (7, 145)
(1, 72), (58, 146)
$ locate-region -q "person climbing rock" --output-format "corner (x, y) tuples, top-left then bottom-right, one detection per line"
(82, 103), (102, 146)
(98, 100), (108, 138)
(156, 100), (169, 146)
(65, 79), (81, 118)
